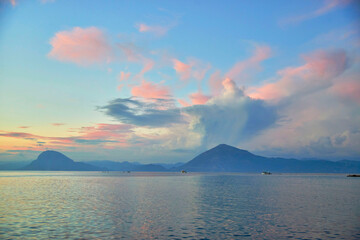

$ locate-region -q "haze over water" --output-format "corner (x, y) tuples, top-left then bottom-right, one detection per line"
(1, 172), (359, 239)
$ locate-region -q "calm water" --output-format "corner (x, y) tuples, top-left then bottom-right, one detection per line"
(0, 172), (359, 239)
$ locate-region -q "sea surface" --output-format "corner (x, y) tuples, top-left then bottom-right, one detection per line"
(0, 171), (359, 240)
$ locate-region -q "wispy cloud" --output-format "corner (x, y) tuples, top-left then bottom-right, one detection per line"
(207, 45), (271, 96)
(131, 80), (171, 100)
(117, 43), (155, 79)
(136, 23), (170, 36)
(248, 49), (349, 101)
(172, 58), (211, 81)
(118, 71), (131, 81)
(41, 0), (55, 3)
(52, 123), (65, 126)
(136, 23), (174, 36)
(280, 0), (352, 25)
(172, 59), (191, 80)
(226, 45), (271, 84)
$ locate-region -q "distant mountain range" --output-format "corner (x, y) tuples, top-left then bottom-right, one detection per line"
(10, 151), (178, 171)
(1, 144), (359, 173)
(86, 161), (168, 172)
(85, 160), (182, 171)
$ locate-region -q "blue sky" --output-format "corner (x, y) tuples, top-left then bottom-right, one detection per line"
(0, 0), (359, 162)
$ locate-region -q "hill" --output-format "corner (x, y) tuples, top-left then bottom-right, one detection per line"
(22, 151), (104, 171)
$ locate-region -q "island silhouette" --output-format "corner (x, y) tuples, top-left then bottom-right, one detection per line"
(15, 144), (360, 173)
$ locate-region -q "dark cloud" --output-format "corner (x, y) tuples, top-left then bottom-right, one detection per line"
(37, 141), (45, 145)
(99, 98), (184, 126)
(0, 132), (36, 138)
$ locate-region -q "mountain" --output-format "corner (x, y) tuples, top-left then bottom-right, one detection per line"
(22, 151), (104, 171)
(175, 144), (360, 173)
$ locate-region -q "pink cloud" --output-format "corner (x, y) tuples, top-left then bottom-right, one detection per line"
(118, 43), (155, 79)
(118, 43), (143, 62)
(10, 0), (16, 6)
(136, 23), (170, 36)
(117, 84), (124, 92)
(332, 78), (360, 103)
(118, 71), (131, 81)
(281, 0), (352, 25)
(192, 61), (211, 81)
(178, 99), (191, 107)
(189, 92), (211, 105)
(178, 91), (212, 107)
(18, 126), (30, 129)
(0, 131), (73, 148)
(172, 59), (192, 80)
(135, 59), (155, 79)
(48, 27), (112, 65)
(52, 123), (65, 126)
(249, 49), (348, 101)
(172, 58), (211, 81)
(222, 77), (237, 92)
(0, 132), (38, 139)
(208, 70), (223, 95)
(78, 123), (132, 140)
(226, 45), (271, 83)
(131, 80), (171, 99)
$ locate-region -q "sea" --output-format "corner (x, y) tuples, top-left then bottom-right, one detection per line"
(0, 171), (359, 240)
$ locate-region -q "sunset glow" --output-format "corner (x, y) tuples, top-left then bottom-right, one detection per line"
(0, 0), (359, 163)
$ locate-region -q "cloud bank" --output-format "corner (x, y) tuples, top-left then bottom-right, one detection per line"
(184, 78), (279, 148)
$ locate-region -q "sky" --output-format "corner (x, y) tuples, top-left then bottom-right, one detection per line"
(0, 0), (359, 163)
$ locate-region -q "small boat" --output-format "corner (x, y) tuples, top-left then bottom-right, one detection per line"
(347, 174), (360, 177)
(261, 171), (272, 175)
(181, 170), (187, 173)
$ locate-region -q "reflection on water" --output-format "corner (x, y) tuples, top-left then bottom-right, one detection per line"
(0, 172), (359, 239)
